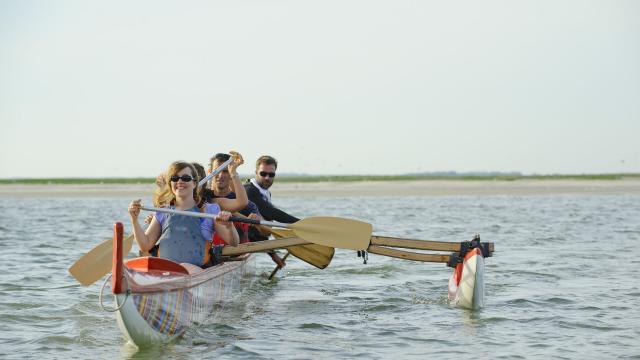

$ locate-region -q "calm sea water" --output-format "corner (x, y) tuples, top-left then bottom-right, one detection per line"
(1, 194), (639, 359)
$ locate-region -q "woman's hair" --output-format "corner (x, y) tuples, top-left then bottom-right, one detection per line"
(153, 161), (201, 207)
(192, 162), (206, 180)
(191, 162), (207, 203)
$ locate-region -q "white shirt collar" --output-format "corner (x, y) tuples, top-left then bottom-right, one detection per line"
(250, 178), (271, 203)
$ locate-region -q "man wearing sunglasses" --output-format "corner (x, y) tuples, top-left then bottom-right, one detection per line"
(244, 155), (299, 268)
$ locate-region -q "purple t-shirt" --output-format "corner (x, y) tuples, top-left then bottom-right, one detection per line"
(155, 203), (220, 241)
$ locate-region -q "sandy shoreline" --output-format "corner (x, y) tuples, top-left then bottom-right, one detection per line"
(2, 179), (640, 198)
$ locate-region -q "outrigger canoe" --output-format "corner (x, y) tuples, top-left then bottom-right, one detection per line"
(103, 222), (493, 347)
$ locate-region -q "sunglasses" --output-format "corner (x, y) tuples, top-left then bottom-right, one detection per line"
(170, 175), (195, 182)
(259, 171), (276, 178)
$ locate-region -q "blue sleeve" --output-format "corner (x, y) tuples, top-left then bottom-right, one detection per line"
(206, 203), (221, 215)
(155, 212), (166, 226)
(240, 200), (261, 217)
(200, 203), (221, 240)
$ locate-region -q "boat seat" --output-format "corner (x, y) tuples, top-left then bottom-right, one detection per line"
(125, 257), (190, 275)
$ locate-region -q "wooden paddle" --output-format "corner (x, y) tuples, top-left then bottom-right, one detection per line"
(268, 251), (290, 279)
(68, 234), (134, 286)
(271, 228), (334, 269)
(234, 214), (334, 269)
(141, 206), (372, 250)
(68, 159), (234, 286)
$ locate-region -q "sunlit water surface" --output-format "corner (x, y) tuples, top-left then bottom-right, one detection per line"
(1, 194), (639, 359)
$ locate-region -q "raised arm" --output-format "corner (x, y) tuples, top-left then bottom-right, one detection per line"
(215, 150), (249, 212)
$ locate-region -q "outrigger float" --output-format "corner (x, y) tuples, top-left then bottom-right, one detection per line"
(100, 215), (493, 348)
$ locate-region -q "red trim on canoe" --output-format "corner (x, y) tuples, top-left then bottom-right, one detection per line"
(112, 222), (125, 294)
(464, 247), (481, 261)
(451, 248), (482, 287)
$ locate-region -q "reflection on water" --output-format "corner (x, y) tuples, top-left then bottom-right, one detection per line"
(0, 194), (639, 359)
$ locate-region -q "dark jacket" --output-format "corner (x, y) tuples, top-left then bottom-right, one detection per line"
(243, 181), (299, 223)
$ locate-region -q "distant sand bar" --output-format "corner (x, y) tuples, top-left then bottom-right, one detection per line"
(2, 179), (640, 198)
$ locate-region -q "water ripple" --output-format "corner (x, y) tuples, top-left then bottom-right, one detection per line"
(2, 195), (640, 359)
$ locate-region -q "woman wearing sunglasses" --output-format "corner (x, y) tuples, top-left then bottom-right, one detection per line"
(128, 161), (239, 271)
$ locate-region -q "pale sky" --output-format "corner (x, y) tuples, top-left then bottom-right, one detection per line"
(1, 1), (638, 178)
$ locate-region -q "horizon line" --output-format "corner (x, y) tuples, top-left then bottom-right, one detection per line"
(2, 172), (640, 182)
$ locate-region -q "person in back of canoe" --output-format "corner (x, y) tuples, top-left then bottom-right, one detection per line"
(202, 152), (266, 245)
(154, 171), (166, 192)
(192, 162), (207, 184)
(244, 155), (299, 269)
(128, 161), (239, 273)
(143, 172), (168, 222)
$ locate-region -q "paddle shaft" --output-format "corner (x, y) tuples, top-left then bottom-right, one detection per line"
(142, 206), (373, 251)
(140, 207), (494, 255)
(268, 251), (289, 279)
(198, 157), (234, 187)
(141, 206), (294, 229)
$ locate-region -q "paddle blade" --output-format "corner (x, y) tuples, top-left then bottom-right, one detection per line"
(68, 234), (134, 286)
(271, 228), (334, 269)
(291, 217), (372, 250)
(288, 244), (334, 269)
(269, 228), (294, 238)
